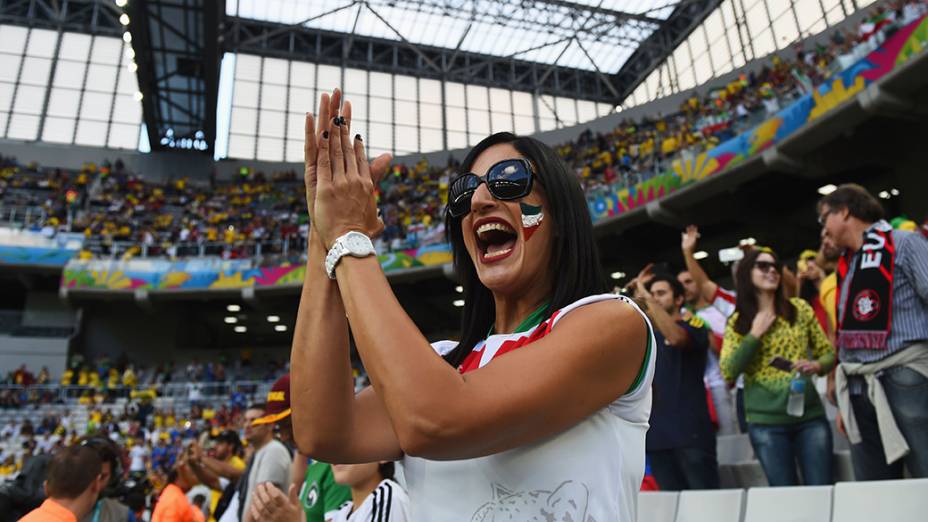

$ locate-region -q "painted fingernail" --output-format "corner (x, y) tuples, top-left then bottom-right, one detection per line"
(322, 131), (329, 139)
(355, 134), (362, 142)
(337, 116), (347, 126)
(332, 117), (340, 126)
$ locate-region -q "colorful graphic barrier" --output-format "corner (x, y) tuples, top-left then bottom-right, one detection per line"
(52, 15), (928, 290)
(587, 14), (928, 221)
(0, 246), (80, 267)
(61, 243), (454, 291)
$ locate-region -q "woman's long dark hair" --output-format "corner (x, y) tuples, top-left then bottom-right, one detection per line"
(733, 248), (796, 335)
(442, 132), (607, 368)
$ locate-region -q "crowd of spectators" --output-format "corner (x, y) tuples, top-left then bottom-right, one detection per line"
(0, 354), (290, 410)
(630, 183), (927, 491)
(2, 184), (923, 522)
(1, 1), (923, 264)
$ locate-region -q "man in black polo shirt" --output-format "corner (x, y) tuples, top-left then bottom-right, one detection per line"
(636, 273), (720, 490)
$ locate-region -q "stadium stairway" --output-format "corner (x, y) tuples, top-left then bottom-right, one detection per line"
(638, 478), (928, 522)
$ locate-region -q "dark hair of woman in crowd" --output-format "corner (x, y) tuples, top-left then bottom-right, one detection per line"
(733, 248), (797, 335)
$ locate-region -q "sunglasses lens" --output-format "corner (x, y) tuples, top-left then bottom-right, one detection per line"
(487, 160), (531, 200)
(448, 174), (480, 217)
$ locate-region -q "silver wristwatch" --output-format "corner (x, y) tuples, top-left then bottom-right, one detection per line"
(324, 231), (376, 279)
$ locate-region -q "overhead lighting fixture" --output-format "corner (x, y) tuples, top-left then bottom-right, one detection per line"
(454, 285), (463, 293)
(890, 188), (900, 196)
(133, 91), (143, 101)
(122, 32), (132, 43)
(125, 47), (135, 59)
(274, 325), (287, 332)
(817, 184), (837, 195)
(740, 237), (757, 246)
(693, 251), (709, 260)
(234, 326), (247, 333)
(227, 304), (241, 312)
(128, 62), (137, 72)
(453, 299), (465, 307)
(610, 271), (626, 280)
(878, 190), (890, 200)
(119, 13), (130, 25)
(267, 315), (280, 323)
(115, 0), (128, 7)
(224, 317), (237, 324)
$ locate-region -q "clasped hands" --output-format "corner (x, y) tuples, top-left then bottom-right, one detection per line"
(304, 89), (392, 251)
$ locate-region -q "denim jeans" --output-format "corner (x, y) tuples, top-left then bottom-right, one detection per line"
(747, 416), (833, 486)
(647, 446), (720, 491)
(848, 366), (928, 480)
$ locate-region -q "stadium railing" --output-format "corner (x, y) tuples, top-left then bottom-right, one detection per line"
(0, 380), (273, 405)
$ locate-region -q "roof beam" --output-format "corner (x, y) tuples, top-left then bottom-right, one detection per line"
(610, 0), (723, 104)
(531, 0), (663, 25)
(223, 15), (618, 103)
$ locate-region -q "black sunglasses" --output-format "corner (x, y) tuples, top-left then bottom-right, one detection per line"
(754, 260), (781, 273)
(446, 159), (534, 218)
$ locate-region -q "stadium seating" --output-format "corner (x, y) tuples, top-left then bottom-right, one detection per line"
(831, 478), (928, 521)
(742, 485), (833, 522)
(674, 489), (745, 522)
(639, 479), (928, 522)
(637, 491), (679, 522)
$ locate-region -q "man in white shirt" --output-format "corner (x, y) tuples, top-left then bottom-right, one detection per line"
(129, 437), (149, 477)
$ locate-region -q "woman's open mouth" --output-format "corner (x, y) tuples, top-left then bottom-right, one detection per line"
(474, 218), (518, 264)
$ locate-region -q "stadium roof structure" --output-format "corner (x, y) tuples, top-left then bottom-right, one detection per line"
(0, 0), (721, 154)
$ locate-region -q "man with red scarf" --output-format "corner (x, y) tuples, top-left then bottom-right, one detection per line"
(818, 184), (928, 480)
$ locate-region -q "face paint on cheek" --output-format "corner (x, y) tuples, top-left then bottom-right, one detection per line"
(520, 202), (544, 242)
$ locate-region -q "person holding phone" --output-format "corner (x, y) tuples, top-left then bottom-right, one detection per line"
(720, 248), (836, 486)
(289, 90), (655, 521)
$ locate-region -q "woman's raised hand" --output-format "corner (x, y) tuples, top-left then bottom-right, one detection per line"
(304, 89), (392, 247)
(312, 90), (387, 249)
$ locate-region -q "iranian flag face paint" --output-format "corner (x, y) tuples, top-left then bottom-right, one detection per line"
(520, 202), (544, 241)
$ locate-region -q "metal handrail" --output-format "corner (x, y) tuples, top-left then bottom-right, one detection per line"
(0, 380), (274, 405)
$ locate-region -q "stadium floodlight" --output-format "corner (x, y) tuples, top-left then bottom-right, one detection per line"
(610, 272), (625, 280)
(115, 0), (128, 7)
(693, 251), (709, 260)
(454, 286), (463, 293)
(453, 299), (465, 307)
(224, 317), (238, 324)
(234, 326), (247, 333)
(817, 184), (837, 195)
(123, 32), (132, 43)
(275, 325), (287, 332)
(878, 190), (890, 199)
(267, 315), (280, 323)
(119, 13), (130, 25)
(227, 304), (241, 312)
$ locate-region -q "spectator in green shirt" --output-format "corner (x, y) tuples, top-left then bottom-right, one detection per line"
(721, 248), (835, 486)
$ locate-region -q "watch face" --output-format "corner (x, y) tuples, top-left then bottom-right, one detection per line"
(346, 233), (370, 254)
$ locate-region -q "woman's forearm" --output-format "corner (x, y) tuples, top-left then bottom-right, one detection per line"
(335, 255), (464, 448)
(290, 228), (356, 455)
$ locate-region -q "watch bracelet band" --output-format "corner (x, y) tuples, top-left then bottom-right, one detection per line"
(325, 232), (374, 279)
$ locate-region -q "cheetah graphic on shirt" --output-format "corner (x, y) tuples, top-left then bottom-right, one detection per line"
(470, 481), (597, 522)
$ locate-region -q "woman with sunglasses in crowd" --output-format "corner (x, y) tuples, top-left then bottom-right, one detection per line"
(284, 89), (655, 521)
(720, 248), (836, 486)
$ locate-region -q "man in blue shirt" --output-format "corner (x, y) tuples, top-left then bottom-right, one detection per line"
(636, 273), (719, 490)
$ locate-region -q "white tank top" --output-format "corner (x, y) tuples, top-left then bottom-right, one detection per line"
(402, 294), (656, 522)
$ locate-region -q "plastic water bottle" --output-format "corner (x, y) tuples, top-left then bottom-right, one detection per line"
(787, 372), (805, 417)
